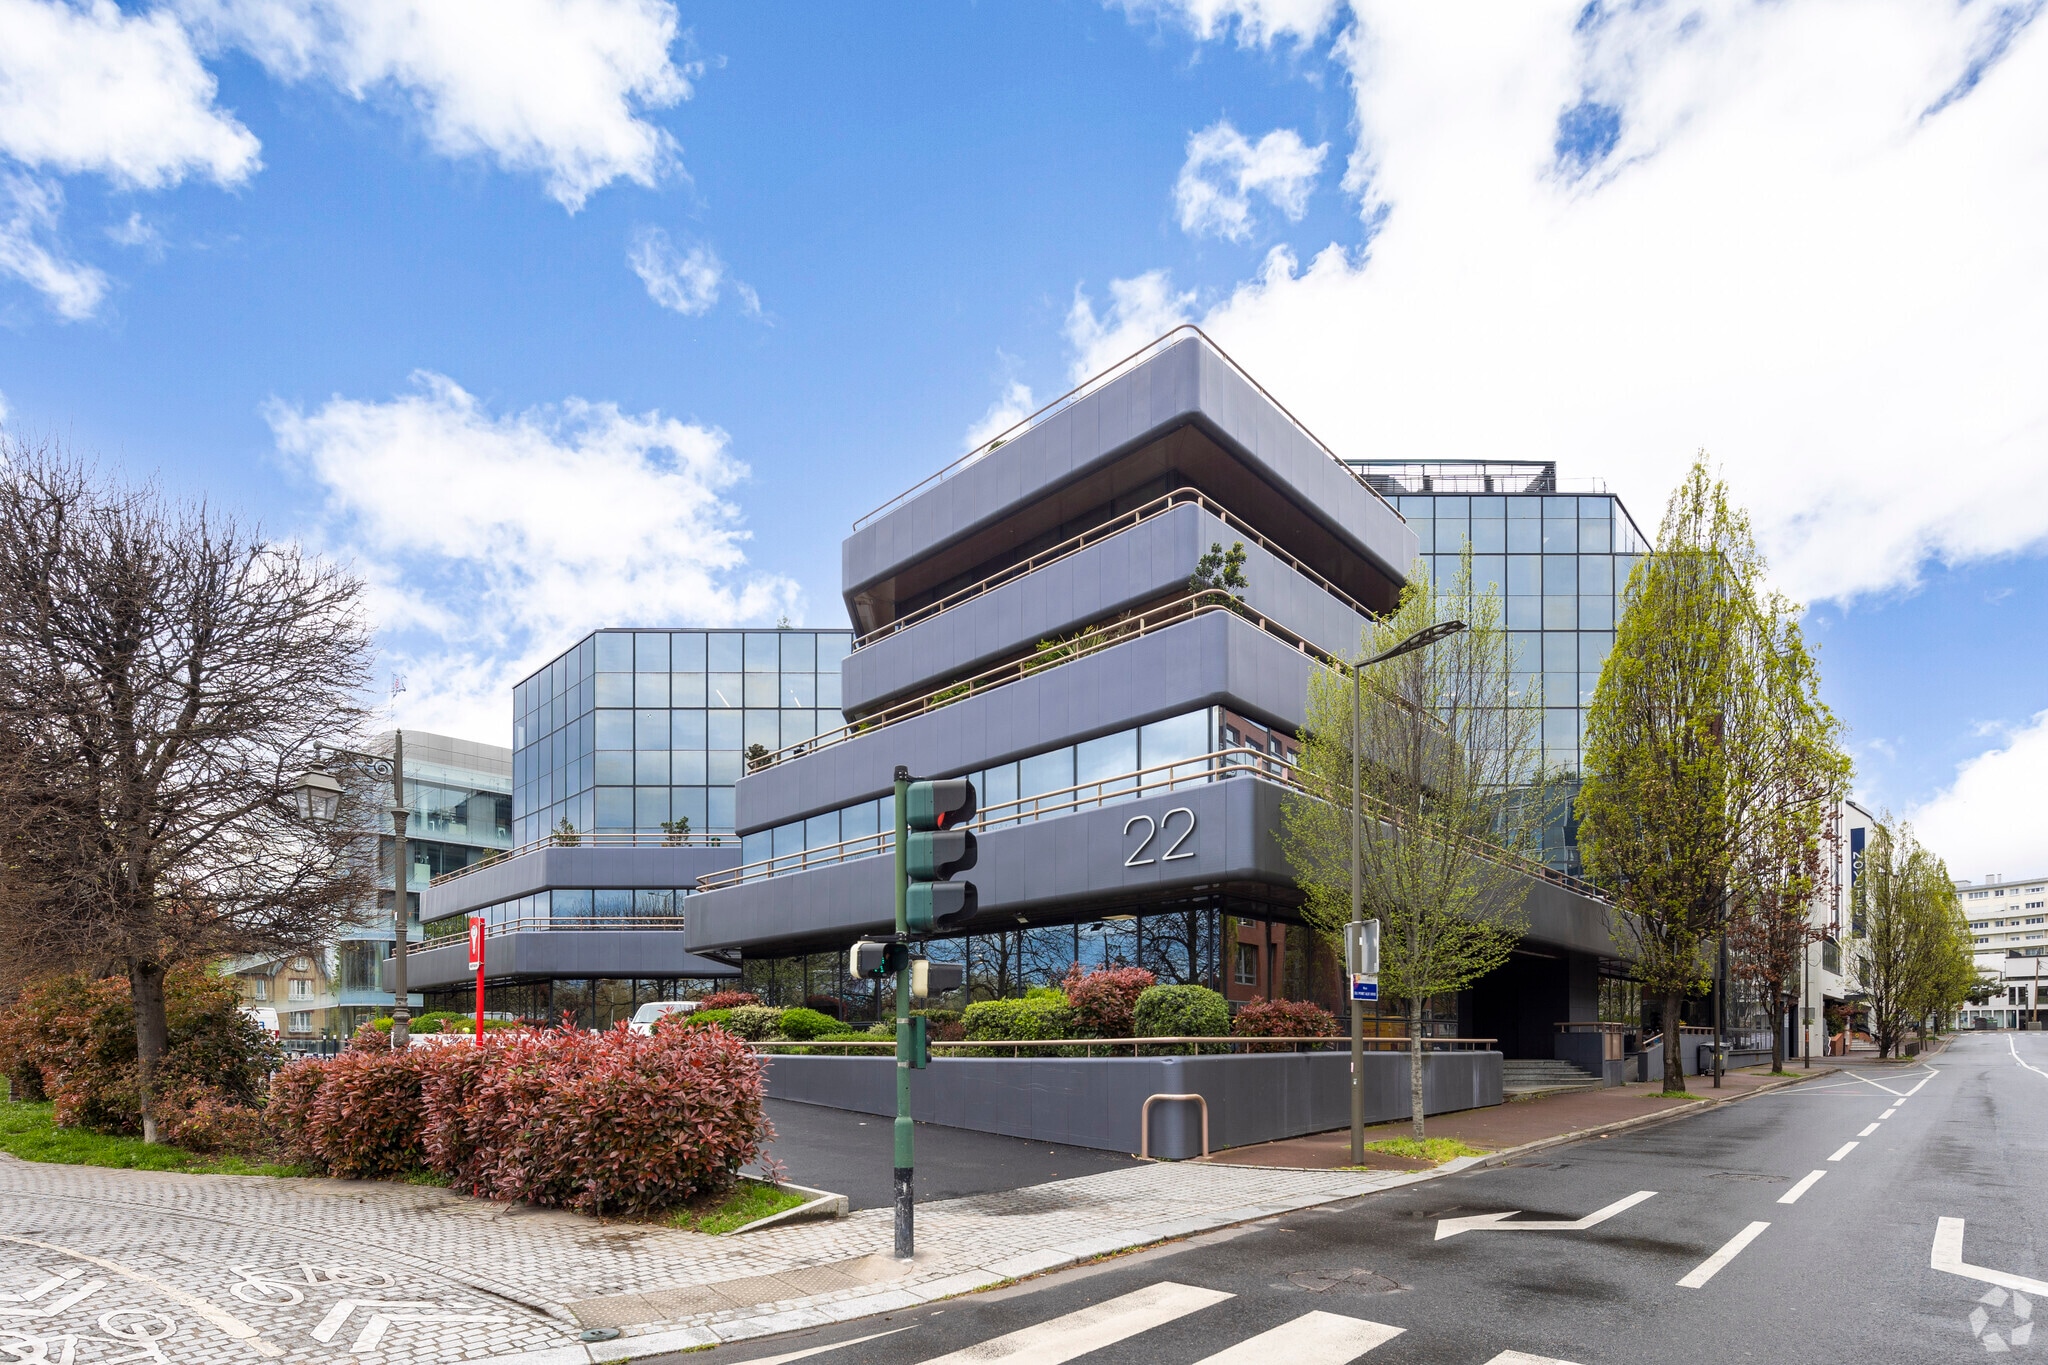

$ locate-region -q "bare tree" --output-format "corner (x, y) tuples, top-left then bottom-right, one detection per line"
(0, 442), (376, 1140)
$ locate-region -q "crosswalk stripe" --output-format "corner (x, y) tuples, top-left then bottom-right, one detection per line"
(1485, 1353), (1586, 1365)
(913, 1281), (1232, 1364)
(1189, 1309), (1403, 1364)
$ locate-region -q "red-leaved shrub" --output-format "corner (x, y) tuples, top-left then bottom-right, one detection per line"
(266, 1058), (327, 1163)
(1061, 966), (1156, 1038)
(1230, 998), (1340, 1052)
(699, 990), (760, 1011)
(416, 1039), (504, 1190)
(303, 1046), (428, 1178)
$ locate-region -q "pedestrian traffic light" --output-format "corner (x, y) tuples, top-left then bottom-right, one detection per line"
(904, 777), (977, 933)
(911, 958), (965, 998)
(849, 939), (908, 980)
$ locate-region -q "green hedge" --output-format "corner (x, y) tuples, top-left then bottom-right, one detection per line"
(776, 1008), (840, 1041)
(721, 1006), (782, 1041)
(1133, 985), (1230, 1053)
(962, 996), (1075, 1042)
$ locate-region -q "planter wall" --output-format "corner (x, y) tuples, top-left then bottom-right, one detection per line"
(762, 1049), (1503, 1160)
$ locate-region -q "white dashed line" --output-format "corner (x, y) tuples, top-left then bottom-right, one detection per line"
(1858, 1123), (1880, 1136)
(1778, 1170), (1827, 1205)
(1881, 1108), (1898, 1119)
(1678, 1222), (1771, 1288)
(1828, 1142), (1858, 1161)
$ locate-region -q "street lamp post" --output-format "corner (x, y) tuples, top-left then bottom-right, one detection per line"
(1349, 619), (1466, 1165)
(296, 731), (413, 1047)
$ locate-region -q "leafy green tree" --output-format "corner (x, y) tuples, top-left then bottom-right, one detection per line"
(1282, 549), (1553, 1136)
(1188, 540), (1248, 604)
(1578, 459), (1833, 1093)
(1855, 819), (1972, 1056)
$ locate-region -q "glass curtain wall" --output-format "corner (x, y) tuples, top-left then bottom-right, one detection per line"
(510, 629), (853, 843)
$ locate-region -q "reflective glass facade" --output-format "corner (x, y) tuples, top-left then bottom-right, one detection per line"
(511, 628), (853, 843)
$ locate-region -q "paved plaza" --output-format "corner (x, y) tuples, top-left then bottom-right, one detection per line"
(0, 1145), (1438, 1364)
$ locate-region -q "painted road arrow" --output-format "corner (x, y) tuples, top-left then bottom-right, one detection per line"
(1435, 1191), (1657, 1241)
(1932, 1218), (2048, 1296)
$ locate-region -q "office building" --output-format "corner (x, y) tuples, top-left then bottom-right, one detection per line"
(1957, 870), (2048, 1029)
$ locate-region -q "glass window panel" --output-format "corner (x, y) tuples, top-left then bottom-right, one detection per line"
(670, 709), (706, 748)
(1543, 514), (1578, 553)
(1578, 632), (1614, 673)
(744, 672), (778, 707)
(877, 790), (894, 834)
(671, 632), (706, 671)
(781, 710), (817, 746)
(1579, 496), (1612, 518)
(1139, 711), (1210, 773)
(672, 787), (706, 835)
(1471, 554), (1506, 593)
(1471, 495), (1504, 518)
(781, 633), (815, 670)
(1470, 517), (1505, 552)
(634, 633), (668, 672)
(634, 710), (667, 749)
(1578, 672), (1602, 706)
(635, 786), (669, 829)
(1544, 672), (1577, 710)
(670, 672), (705, 706)
(1434, 496), (1469, 518)
(1541, 633), (1576, 672)
(1019, 748), (1074, 804)
(1507, 555), (1540, 596)
(742, 710), (777, 750)
(1579, 519), (1612, 553)
(782, 672), (816, 706)
(595, 709), (633, 749)
(551, 889), (591, 924)
(841, 800), (878, 853)
(806, 810), (840, 853)
(594, 787), (633, 830)
(594, 889), (633, 916)
(980, 761), (1018, 821)
(773, 823), (803, 860)
(1507, 597), (1541, 629)
(596, 632), (633, 671)
(1508, 631), (1542, 673)
(818, 633), (852, 671)
(672, 750), (706, 784)
(1579, 596), (1614, 628)
(1543, 596), (1578, 629)
(708, 672), (743, 708)
(708, 633), (742, 671)
(1543, 708), (1581, 751)
(1507, 496), (1541, 519)
(742, 830), (771, 866)
(1542, 556), (1576, 594)
(745, 633), (780, 671)
(815, 709), (843, 741)
(1508, 517), (1540, 552)
(817, 673), (842, 709)
(1076, 730), (1138, 801)
(1578, 556), (1612, 595)
(635, 889), (673, 918)
(633, 673), (668, 707)
(635, 751), (669, 784)
(595, 751), (633, 785)
(1406, 519), (1431, 552)
(707, 751), (741, 784)
(1433, 520), (1468, 554)
(706, 710), (742, 750)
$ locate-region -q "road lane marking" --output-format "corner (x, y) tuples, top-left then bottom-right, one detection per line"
(1677, 1222), (1771, 1289)
(1485, 1354), (1586, 1365)
(730, 1327), (916, 1365)
(1778, 1171), (1827, 1204)
(0, 1234), (282, 1359)
(1827, 1142), (1858, 1161)
(1858, 1123), (1881, 1136)
(2011, 1037), (2048, 1079)
(1881, 1108), (1898, 1118)
(1841, 1067), (1938, 1098)
(1933, 1219), (2048, 1296)
(915, 1282), (1232, 1364)
(1434, 1191), (1656, 1240)
(1190, 1310), (1403, 1363)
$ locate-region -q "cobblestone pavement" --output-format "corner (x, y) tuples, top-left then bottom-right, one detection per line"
(0, 1152), (1442, 1364)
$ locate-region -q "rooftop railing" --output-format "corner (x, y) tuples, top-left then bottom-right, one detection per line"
(407, 914), (685, 956)
(427, 830), (736, 890)
(850, 325), (1400, 533)
(851, 484), (1375, 652)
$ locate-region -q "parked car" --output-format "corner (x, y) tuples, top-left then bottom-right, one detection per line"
(239, 1005), (280, 1037)
(627, 1000), (697, 1035)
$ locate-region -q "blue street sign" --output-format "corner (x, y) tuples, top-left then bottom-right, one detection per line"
(1351, 976), (1379, 1002)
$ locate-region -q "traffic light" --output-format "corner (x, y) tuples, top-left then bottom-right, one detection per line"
(911, 958), (965, 999)
(849, 939), (908, 980)
(904, 777), (977, 933)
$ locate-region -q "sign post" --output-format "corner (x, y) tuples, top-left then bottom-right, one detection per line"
(467, 916), (486, 1045)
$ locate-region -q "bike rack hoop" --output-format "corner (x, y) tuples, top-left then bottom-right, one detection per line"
(1140, 1092), (1210, 1160)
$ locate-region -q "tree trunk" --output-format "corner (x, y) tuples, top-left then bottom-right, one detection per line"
(129, 960), (170, 1143)
(1771, 991), (1786, 1073)
(1409, 995), (1425, 1139)
(1663, 989), (1686, 1093)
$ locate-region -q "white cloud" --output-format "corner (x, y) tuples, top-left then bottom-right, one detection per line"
(1910, 711), (2048, 879)
(106, 210), (165, 258)
(179, 0), (693, 210)
(1116, 0), (1339, 48)
(1175, 119), (1328, 241)
(0, 174), (108, 319)
(963, 380), (1035, 457)
(0, 0), (261, 189)
(0, 387), (10, 427)
(1092, 0), (2048, 610)
(1065, 269), (1198, 380)
(628, 226), (730, 316)
(268, 371), (797, 737)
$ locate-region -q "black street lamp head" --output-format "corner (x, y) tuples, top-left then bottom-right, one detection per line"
(1360, 618), (1467, 669)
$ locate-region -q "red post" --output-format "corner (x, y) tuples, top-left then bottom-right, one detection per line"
(468, 916), (487, 1044)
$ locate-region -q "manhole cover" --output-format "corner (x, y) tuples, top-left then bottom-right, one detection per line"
(1288, 1268), (1405, 1295)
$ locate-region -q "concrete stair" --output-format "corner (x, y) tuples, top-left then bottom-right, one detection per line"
(1500, 1058), (1604, 1098)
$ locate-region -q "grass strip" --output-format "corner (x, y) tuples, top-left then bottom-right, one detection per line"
(1357, 1136), (1486, 1164)
(666, 1178), (811, 1235)
(0, 1097), (307, 1176)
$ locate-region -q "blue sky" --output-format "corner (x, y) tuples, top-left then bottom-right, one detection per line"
(2, 0), (2045, 872)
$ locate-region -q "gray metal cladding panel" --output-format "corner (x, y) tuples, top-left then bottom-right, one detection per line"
(690, 776), (1293, 954)
(738, 612), (1317, 831)
(840, 503), (1370, 715)
(842, 338), (1413, 603)
(419, 844), (743, 921)
(762, 1050), (1502, 1159)
(405, 929), (738, 988)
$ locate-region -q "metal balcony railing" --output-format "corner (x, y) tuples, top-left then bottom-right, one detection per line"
(850, 325), (1400, 533)
(852, 484), (1374, 651)
(408, 914), (686, 956)
(427, 830), (736, 889)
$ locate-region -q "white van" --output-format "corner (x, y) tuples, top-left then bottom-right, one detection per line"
(627, 1000), (698, 1035)
(239, 1006), (280, 1037)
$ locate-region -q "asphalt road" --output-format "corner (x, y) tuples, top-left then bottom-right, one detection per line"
(675, 1033), (2048, 1365)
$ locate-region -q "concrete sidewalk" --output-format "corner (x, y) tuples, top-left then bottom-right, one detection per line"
(1198, 1064), (1834, 1171)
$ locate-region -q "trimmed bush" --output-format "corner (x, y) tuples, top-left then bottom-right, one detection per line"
(776, 1008), (840, 1041)
(962, 996), (1075, 1042)
(721, 1006), (782, 1041)
(266, 1058), (326, 1161)
(681, 1008), (732, 1032)
(699, 990), (760, 1011)
(801, 996), (844, 1020)
(1134, 984), (1230, 1053)
(1230, 998), (1339, 1052)
(1061, 966), (1156, 1038)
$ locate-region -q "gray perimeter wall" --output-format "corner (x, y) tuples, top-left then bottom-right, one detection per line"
(763, 1050), (1504, 1160)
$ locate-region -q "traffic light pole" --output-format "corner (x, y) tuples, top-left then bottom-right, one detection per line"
(891, 766), (914, 1261)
